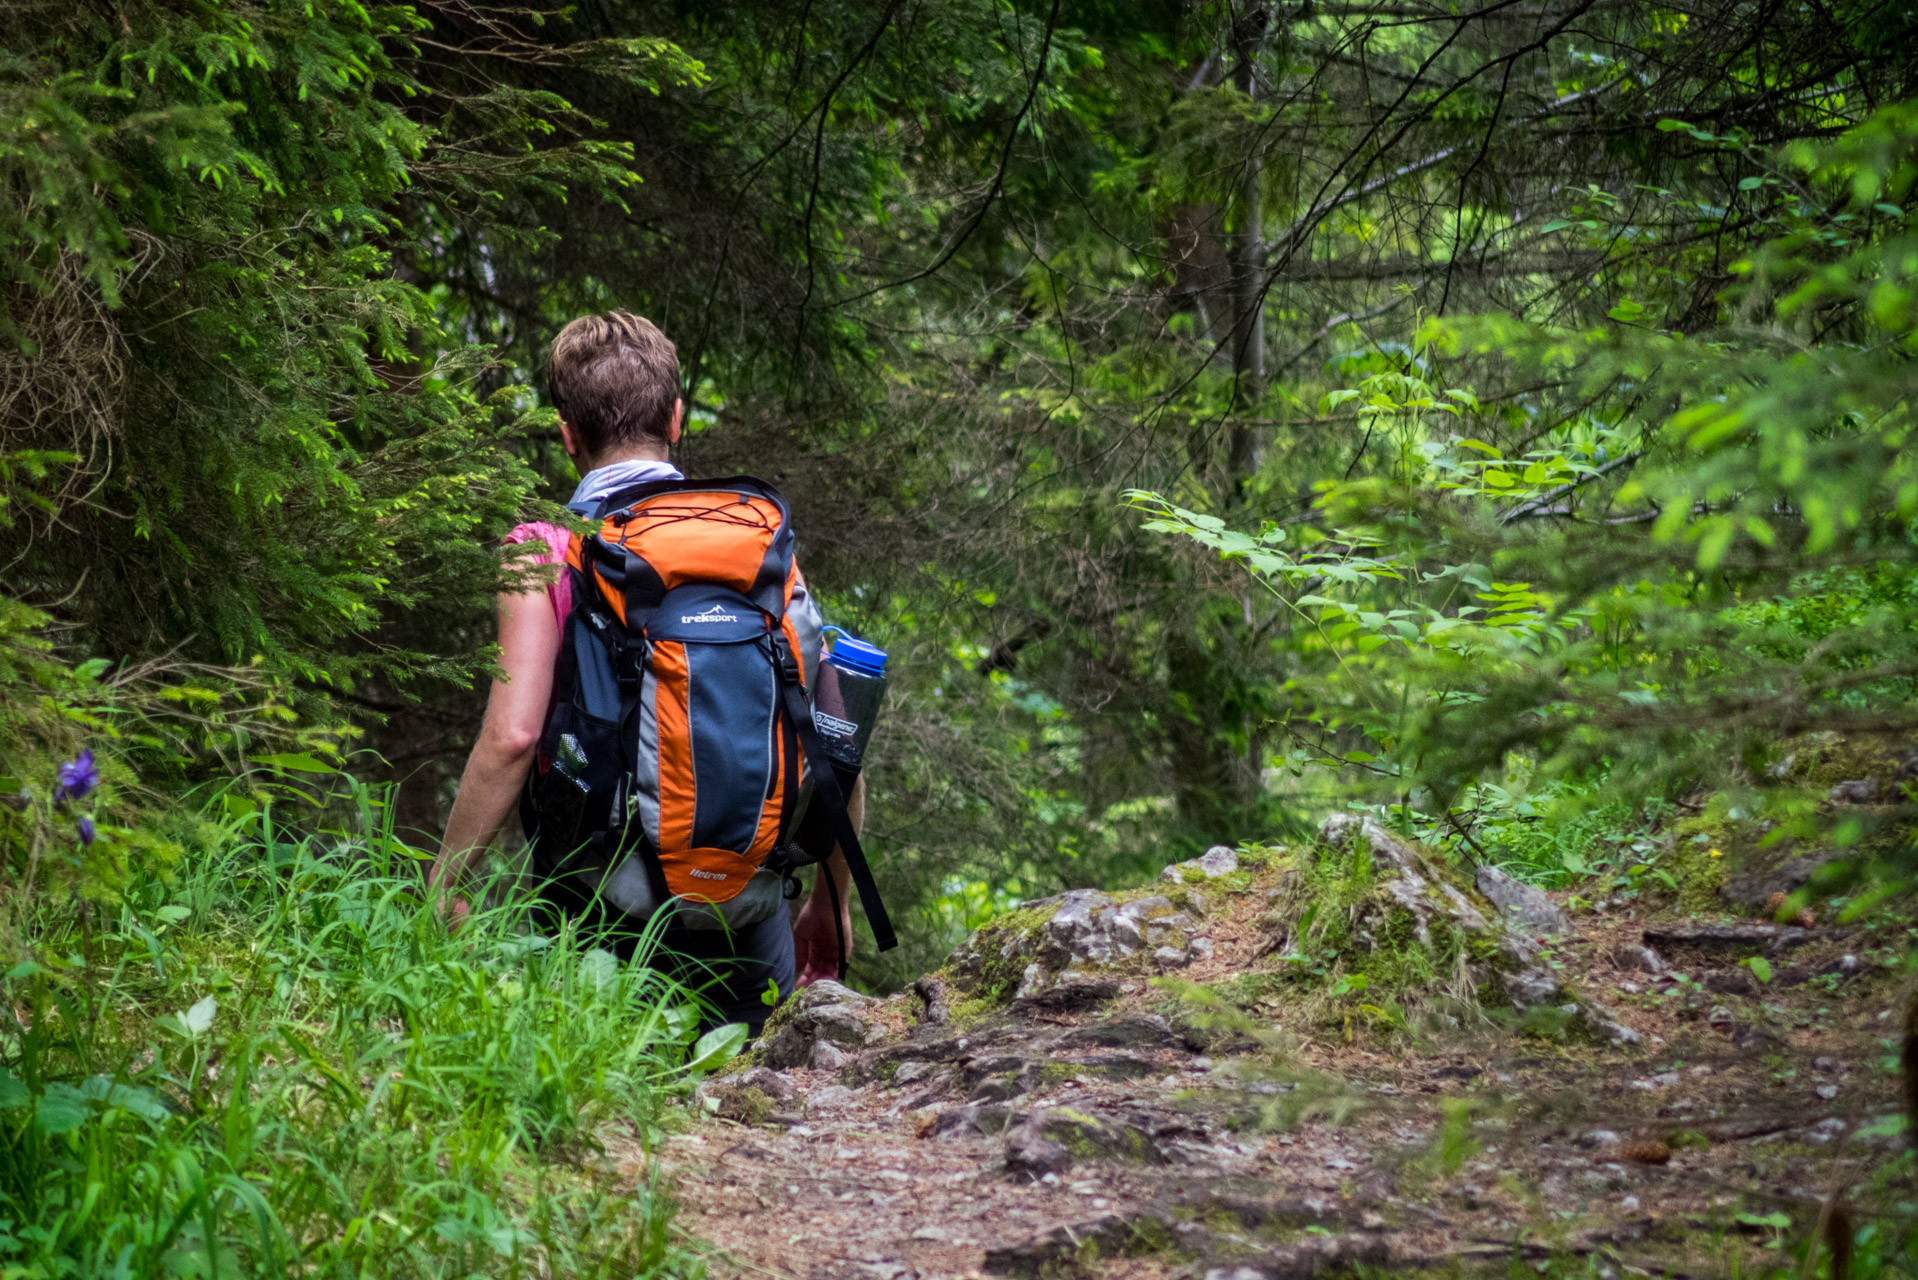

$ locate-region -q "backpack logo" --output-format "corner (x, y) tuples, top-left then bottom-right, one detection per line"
(681, 604), (739, 624)
(688, 867), (729, 881)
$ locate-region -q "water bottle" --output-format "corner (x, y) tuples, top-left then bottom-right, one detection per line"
(811, 628), (887, 774)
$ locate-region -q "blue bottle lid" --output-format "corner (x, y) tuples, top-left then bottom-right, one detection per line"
(824, 629), (887, 678)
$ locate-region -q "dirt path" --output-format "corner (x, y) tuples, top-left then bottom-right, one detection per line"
(647, 848), (1904, 1279)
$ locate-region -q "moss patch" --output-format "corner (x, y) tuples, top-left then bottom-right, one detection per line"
(1665, 818), (1732, 913)
(1038, 1108), (1161, 1164)
(1783, 733), (1913, 793)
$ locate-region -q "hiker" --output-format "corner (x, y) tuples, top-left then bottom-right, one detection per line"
(428, 311), (891, 1033)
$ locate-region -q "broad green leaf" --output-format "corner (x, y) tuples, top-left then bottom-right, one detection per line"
(159, 994), (219, 1040)
(35, 1084), (88, 1136)
(184, 993), (217, 1034)
(686, 1022), (749, 1074)
(660, 1003), (700, 1045)
(580, 948), (620, 992)
(79, 1076), (169, 1122)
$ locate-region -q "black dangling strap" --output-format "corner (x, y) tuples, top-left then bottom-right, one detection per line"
(822, 861), (848, 982)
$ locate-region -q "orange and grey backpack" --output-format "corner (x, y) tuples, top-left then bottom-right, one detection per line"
(521, 475), (895, 953)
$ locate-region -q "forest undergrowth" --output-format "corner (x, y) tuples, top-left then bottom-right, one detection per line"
(0, 780), (722, 1278)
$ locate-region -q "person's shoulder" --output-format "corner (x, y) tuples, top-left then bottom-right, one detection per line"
(504, 520), (571, 561)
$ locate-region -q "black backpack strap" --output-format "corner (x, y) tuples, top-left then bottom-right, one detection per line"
(770, 637), (898, 954)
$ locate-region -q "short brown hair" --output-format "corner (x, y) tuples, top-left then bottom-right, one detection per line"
(546, 311), (681, 454)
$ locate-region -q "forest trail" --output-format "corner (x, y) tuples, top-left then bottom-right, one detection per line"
(637, 832), (1900, 1280)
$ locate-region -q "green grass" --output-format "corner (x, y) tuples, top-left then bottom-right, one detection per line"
(0, 788), (718, 1278)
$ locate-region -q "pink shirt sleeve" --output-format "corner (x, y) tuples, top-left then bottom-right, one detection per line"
(503, 521), (573, 625)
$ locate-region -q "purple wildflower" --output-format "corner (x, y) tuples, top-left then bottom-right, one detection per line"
(75, 816), (95, 846)
(55, 750), (98, 803)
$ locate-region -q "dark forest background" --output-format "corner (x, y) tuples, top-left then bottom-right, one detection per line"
(8, 0), (1918, 987)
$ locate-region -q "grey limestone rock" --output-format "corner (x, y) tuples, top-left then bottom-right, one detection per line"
(978, 889), (1210, 1000)
(1830, 778), (1878, 804)
(805, 1083), (858, 1113)
(1503, 966), (1560, 1006)
(1163, 845), (1240, 882)
(1316, 814), (1635, 1042)
(1614, 943), (1664, 974)
(1322, 813), (1492, 944)
(758, 979), (885, 1069)
(1475, 863), (1570, 935)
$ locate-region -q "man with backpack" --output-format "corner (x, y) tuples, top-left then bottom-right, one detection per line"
(429, 311), (891, 1033)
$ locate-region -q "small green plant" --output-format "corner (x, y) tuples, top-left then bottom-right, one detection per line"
(1427, 1098), (1481, 1177)
(1737, 1210), (1794, 1248)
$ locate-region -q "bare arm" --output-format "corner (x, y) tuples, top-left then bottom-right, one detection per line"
(429, 585), (561, 913)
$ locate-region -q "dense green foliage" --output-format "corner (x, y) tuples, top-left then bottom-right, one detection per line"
(6, 0), (1918, 971)
(1141, 99), (1918, 919)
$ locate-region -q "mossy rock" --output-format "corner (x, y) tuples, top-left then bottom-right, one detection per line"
(1665, 817), (1734, 913)
(944, 902), (1058, 1001)
(1035, 1107), (1163, 1164)
(1778, 733), (1917, 793)
(945, 886), (1210, 1011)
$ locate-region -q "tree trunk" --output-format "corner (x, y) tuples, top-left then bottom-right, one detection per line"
(1225, 6), (1269, 482)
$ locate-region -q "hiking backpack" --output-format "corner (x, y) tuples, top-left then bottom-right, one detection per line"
(522, 475), (895, 953)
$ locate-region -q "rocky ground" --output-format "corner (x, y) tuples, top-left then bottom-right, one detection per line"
(631, 815), (1910, 1279)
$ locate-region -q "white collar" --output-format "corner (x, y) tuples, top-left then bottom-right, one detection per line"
(568, 458), (684, 514)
